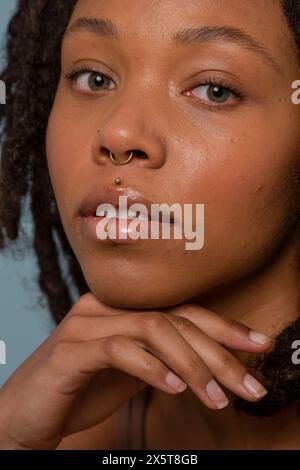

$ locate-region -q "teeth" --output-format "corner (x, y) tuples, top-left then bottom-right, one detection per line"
(95, 206), (149, 220)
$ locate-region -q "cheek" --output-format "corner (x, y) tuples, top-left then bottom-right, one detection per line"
(46, 103), (93, 225)
(182, 116), (300, 267)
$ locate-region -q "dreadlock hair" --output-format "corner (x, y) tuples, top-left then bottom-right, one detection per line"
(0, 0), (87, 324)
(0, 0), (300, 415)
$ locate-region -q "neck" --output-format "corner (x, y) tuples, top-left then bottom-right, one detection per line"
(153, 229), (300, 449)
(195, 230), (300, 338)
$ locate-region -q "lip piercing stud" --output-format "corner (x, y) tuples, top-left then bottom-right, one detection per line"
(114, 177), (122, 185)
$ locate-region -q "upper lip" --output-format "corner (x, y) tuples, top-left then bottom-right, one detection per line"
(77, 185), (174, 223)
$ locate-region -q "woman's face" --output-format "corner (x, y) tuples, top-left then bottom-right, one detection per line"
(46, 0), (300, 309)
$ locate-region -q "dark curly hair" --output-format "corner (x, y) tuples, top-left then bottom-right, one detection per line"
(0, 0), (300, 416)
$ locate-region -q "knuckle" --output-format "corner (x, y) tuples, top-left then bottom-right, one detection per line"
(140, 354), (157, 373)
(215, 352), (238, 377)
(103, 335), (126, 358)
(141, 312), (166, 334)
(168, 315), (193, 336)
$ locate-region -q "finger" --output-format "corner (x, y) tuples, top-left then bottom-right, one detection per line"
(59, 310), (266, 407)
(165, 314), (268, 402)
(71, 296), (273, 354)
(55, 313), (228, 410)
(164, 304), (273, 352)
(47, 335), (189, 399)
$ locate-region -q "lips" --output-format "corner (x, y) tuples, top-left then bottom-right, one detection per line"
(77, 185), (175, 223)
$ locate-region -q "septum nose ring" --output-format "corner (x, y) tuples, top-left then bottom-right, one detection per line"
(109, 150), (134, 166)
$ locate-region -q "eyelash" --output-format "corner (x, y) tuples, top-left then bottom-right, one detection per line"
(193, 76), (245, 100)
(64, 65), (96, 78)
(62, 65), (112, 86)
(62, 65), (245, 103)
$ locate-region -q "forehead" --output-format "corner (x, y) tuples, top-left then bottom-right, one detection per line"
(67, 0), (296, 69)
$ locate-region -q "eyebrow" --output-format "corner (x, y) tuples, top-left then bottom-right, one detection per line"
(65, 17), (282, 74)
(65, 17), (120, 39)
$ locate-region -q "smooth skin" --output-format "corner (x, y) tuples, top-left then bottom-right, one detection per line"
(1, 0), (300, 449)
(0, 294), (270, 450)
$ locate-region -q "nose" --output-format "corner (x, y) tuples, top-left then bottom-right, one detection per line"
(109, 149), (142, 166)
(91, 95), (167, 170)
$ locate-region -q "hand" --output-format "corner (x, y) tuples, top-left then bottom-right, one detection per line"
(163, 303), (271, 405)
(0, 293), (272, 449)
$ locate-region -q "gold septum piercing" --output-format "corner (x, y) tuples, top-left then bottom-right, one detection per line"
(109, 150), (134, 166)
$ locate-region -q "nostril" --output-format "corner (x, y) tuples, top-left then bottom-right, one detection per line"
(130, 150), (148, 159)
(100, 147), (111, 158)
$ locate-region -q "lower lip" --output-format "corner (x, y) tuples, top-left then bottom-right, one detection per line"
(78, 216), (172, 245)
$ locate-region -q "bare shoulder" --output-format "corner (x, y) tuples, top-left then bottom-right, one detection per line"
(56, 412), (118, 450)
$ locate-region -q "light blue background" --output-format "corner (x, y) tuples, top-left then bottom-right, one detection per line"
(0, 1), (56, 385)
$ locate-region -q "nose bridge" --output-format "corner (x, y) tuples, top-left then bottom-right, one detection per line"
(105, 74), (163, 136)
(94, 71), (168, 168)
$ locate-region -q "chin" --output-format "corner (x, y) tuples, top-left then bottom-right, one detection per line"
(86, 280), (195, 311)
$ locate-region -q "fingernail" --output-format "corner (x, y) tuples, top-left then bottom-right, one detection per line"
(248, 330), (272, 345)
(243, 373), (268, 398)
(165, 371), (187, 392)
(205, 379), (229, 409)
